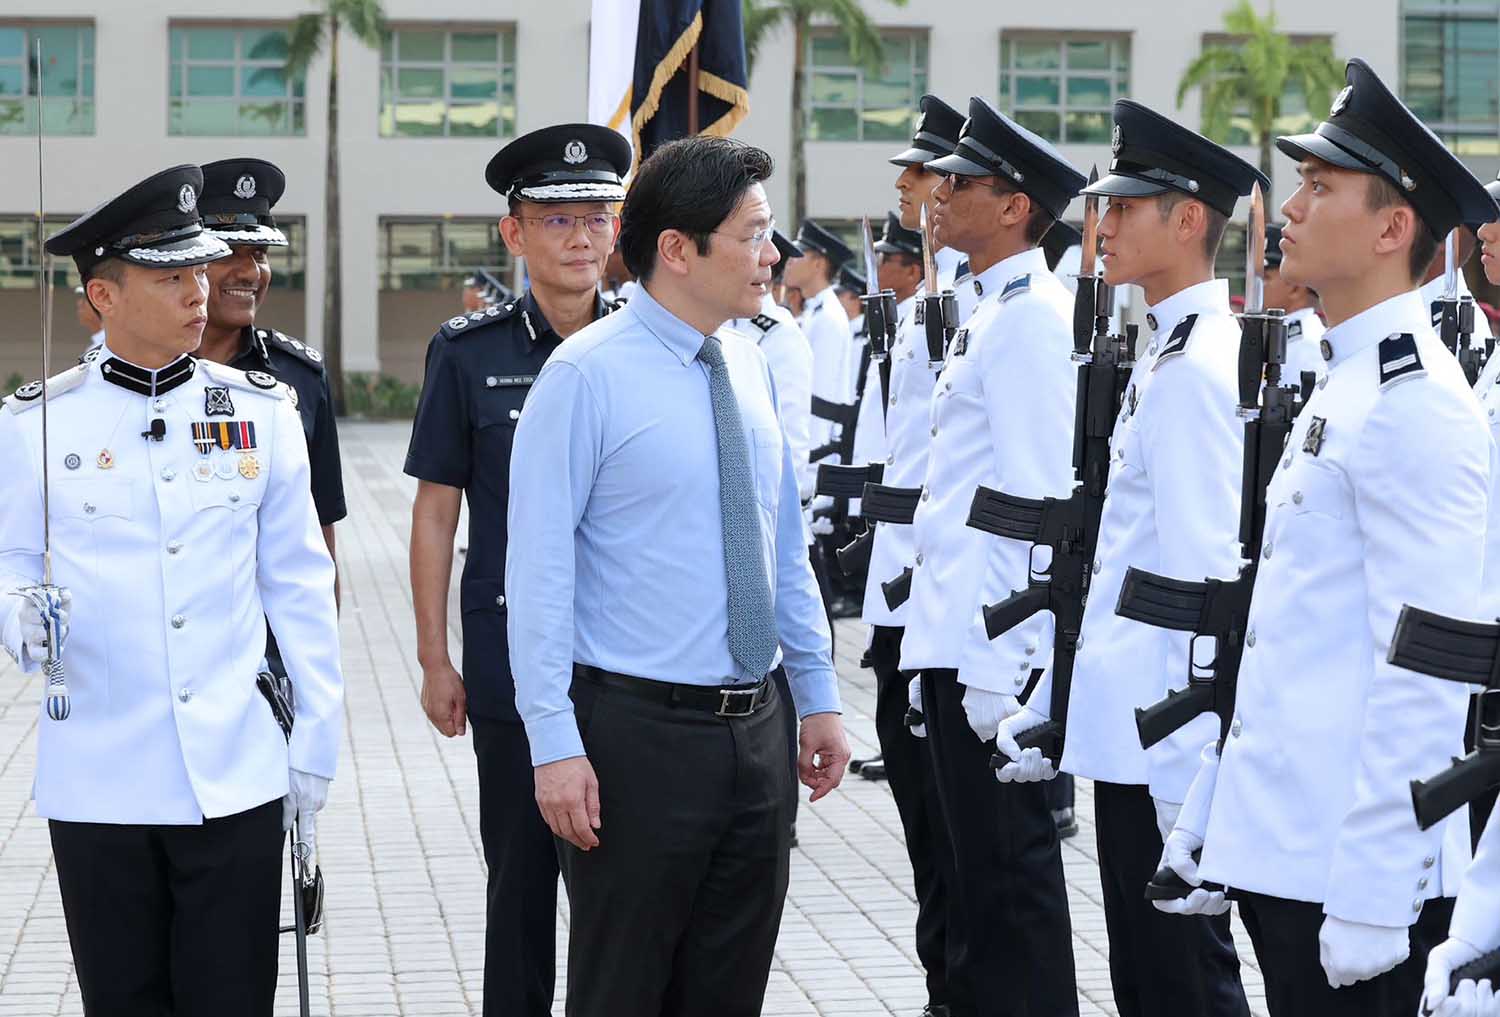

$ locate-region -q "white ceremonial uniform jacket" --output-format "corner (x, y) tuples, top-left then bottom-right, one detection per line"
(1199, 291), (1490, 927)
(800, 285), (855, 455)
(738, 295), (817, 503)
(1039, 279), (1244, 802)
(0, 351), (342, 824)
(861, 250), (966, 629)
(1475, 352), (1500, 619)
(900, 248), (1077, 682)
(1283, 307), (1328, 388)
(849, 295), (916, 499)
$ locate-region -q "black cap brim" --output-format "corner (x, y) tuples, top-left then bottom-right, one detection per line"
(115, 231), (231, 271)
(926, 151), (992, 178)
(1082, 172), (1171, 199)
(889, 146), (938, 168)
(1274, 133), (1368, 173)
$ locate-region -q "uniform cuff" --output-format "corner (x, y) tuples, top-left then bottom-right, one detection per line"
(525, 711), (587, 767)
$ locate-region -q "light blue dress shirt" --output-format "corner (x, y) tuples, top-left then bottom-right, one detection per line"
(506, 284), (841, 765)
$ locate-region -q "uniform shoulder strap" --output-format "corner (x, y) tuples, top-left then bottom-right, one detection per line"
(1151, 313), (1199, 371)
(1377, 332), (1424, 389)
(3, 363), (89, 414)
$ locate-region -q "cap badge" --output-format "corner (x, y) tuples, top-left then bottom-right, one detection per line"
(177, 184), (197, 214)
(1401, 171), (1416, 192)
(234, 175), (257, 199)
(563, 140), (588, 164)
(1331, 85), (1352, 117)
(1111, 124), (1123, 154)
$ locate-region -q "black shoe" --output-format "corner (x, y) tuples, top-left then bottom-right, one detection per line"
(849, 752), (882, 775)
(1053, 807), (1078, 840)
(859, 760), (887, 781)
(922, 1006), (951, 1017)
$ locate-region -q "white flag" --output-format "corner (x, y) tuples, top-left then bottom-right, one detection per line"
(588, 0), (641, 160)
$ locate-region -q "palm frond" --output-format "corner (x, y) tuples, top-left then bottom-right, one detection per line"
(284, 13), (326, 78)
(335, 0), (387, 46)
(817, 0), (885, 73)
(1176, 46), (1242, 106)
(742, 0), (790, 78)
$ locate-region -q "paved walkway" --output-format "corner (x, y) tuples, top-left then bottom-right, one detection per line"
(0, 420), (1269, 1016)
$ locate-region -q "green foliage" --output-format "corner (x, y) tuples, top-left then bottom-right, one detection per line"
(4, 372), (23, 394)
(741, 0), (898, 78)
(285, 0), (386, 76)
(343, 372), (420, 418)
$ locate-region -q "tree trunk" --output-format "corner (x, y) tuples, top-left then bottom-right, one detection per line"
(791, 13), (807, 226)
(323, 14), (345, 414)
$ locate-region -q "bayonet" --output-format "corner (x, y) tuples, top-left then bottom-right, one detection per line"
(1445, 228), (1459, 302)
(1436, 227), (1481, 382)
(916, 203), (957, 368)
(1245, 183), (1265, 315)
(859, 216), (898, 364)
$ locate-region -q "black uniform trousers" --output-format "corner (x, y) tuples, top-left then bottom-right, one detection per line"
(49, 798), (283, 1017)
(770, 665), (800, 827)
(470, 714), (559, 1017)
(921, 667), (1077, 1017)
(870, 625), (962, 1010)
(557, 669), (793, 1017)
(1236, 892), (1453, 1017)
(1091, 781), (1250, 1017)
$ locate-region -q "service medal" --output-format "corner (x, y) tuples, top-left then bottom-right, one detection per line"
(214, 454), (238, 480)
(238, 453), (260, 480)
(193, 460), (214, 483)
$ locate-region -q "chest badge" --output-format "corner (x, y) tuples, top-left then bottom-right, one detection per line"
(950, 328), (970, 357)
(238, 453), (261, 480)
(63, 453), (81, 471)
(205, 386), (234, 417)
(96, 449), (115, 470)
(192, 460), (214, 483)
(1302, 416), (1327, 456)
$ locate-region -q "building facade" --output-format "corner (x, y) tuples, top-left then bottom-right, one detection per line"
(0, 0), (1493, 384)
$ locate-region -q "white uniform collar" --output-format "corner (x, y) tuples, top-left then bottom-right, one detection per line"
(935, 246), (964, 286)
(1285, 306), (1322, 336)
(1145, 278), (1230, 335)
(968, 247), (1050, 303)
(810, 284), (838, 310)
(1318, 290), (1428, 370)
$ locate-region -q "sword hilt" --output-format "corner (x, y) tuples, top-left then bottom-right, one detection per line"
(13, 585), (69, 721)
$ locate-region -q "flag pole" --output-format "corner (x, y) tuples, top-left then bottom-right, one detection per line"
(687, 41), (701, 134)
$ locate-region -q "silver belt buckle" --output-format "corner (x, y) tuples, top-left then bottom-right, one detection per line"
(717, 686), (758, 718)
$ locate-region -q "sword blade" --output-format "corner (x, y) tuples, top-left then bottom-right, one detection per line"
(34, 36), (51, 585)
(920, 203), (937, 294)
(1080, 166), (1100, 280)
(860, 216), (880, 297)
(1245, 183), (1266, 314)
(1444, 228), (1459, 302)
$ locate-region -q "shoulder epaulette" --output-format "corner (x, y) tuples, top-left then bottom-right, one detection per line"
(749, 313), (778, 333)
(198, 359), (289, 400)
(4, 363), (89, 414)
(1151, 313), (1198, 371)
(78, 344), (104, 366)
(1378, 332), (1424, 389)
(259, 328), (325, 369)
(999, 273), (1031, 303)
(438, 301), (517, 340)
(605, 297), (626, 312)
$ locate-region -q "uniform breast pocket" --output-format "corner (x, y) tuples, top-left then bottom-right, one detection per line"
(749, 425), (782, 511)
(1111, 422), (1145, 478)
(1277, 461), (1346, 522)
(54, 478), (134, 526)
(475, 388), (530, 470)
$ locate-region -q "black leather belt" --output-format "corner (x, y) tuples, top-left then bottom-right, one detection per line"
(572, 664), (773, 718)
(862, 483), (922, 524)
(816, 461), (885, 499)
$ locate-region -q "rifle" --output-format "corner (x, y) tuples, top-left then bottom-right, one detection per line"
(815, 461), (884, 576)
(1448, 948), (1500, 997)
(859, 482), (922, 610)
(1386, 605), (1500, 832)
(1435, 228), (1484, 386)
(962, 170), (1135, 769)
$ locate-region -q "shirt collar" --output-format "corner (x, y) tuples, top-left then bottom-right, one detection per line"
(1285, 306), (1321, 333)
(1319, 290), (1428, 370)
(517, 288), (613, 345)
(1146, 278), (1230, 336)
(97, 342), (198, 397)
(631, 283), (714, 366)
(970, 247), (1049, 303)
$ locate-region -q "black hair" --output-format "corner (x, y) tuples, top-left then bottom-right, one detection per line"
(618, 136), (774, 281)
(1365, 175), (1442, 282)
(1156, 191), (1229, 260)
(987, 178), (1056, 246)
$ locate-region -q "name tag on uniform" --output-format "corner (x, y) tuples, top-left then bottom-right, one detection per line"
(484, 374), (536, 388)
(950, 329), (970, 357)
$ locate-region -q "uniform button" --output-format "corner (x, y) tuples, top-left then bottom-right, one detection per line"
(229, 493), (241, 504)
(1246, 629), (1256, 647)
(1282, 456), (1292, 469)
(161, 468), (176, 482)
(1093, 559), (1102, 575)
(153, 399), (167, 412)
(178, 688), (192, 703)
(915, 553), (924, 566)
(886, 454), (895, 466)
(890, 395), (898, 406)
(1075, 634), (1084, 650)
(167, 541), (182, 555)
(1417, 877), (1429, 890)
(1317, 376), (1328, 390)
(1146, 343), (1158, 357)
(930, 426), (938, 437)
(83, 503), (96, 514)
(1115, 448), (1124, 460)
(1292, 491), (1303, 505)
(1231, 718), (1242, 738)
(944, 381), (952, 391)
(1015, 676), (1026, 687)
(1263, 542), (1273, 559)
(1424, 856), (1435, 869)
(1025, 645), (1036, 656)
(171, 614), (186, 629)
(921, 488), (930, 502)
(495, 594), (506, 608)
(1413, 899), (1423, 913)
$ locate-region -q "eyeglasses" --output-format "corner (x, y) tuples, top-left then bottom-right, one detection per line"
(712, 219), (777, 251)
(516, 212), (618, 236)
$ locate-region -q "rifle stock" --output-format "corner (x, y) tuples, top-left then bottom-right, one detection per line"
(882, 567), (913, 611)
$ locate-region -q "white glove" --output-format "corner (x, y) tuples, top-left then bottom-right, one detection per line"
(1424, 937), (1498, 1015)
(282, 769), (330, 855)
(961, 686), (1019, 742)
(1428, 979), (1500, 1017)
(1317, 915), (1409, 989)
(1153, 797), (1182, 843)
(1151, 827), (1229, 916)
(993, 705), (1056, 783)
(18, 588), (70, 660)
(907, 676), (926, 738)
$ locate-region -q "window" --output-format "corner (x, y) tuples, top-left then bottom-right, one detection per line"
(805, 30), (928, 142)
(380, 27), (516, 138)
(1403, 3), (1500, 156)
(0, 23), (95, 135)
(169, 24), (306, 136)
(379, 218), (512, 290)
(1214, 223), (1249, 302)
(999, 34), (1129, 144)
(1195, 33), (1332, 147)
(266, 218), (307, 290)
(0, 216), (81, 289)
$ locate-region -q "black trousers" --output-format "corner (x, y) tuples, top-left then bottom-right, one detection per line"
(1092, 781), (1249, 1017)
(471, 714), (559, 1017)
(1237, 891), (1454, 1017)
(558, 670), (793, 1017)
(49, 798), (284, 1017)
(870, 626), (961, 1010)
(770, 666), (800, 826)
(922, 667), (1077, 1017)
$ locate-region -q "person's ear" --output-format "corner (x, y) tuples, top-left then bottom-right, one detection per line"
(655, 229), (695, 278)
(499, 216), (525, 258)
(86, 277), (118, 316)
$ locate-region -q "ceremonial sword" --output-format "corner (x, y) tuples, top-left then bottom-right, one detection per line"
(13, 37), (71, 722)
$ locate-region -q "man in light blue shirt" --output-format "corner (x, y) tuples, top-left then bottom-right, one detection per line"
(505, 135), (848, 1017)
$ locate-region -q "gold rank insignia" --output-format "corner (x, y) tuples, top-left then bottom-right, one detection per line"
(238, 453), (260, 480)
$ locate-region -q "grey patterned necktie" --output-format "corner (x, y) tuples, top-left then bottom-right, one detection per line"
(697, 335), (779, 678)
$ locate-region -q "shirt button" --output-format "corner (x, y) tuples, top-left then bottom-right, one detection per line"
(153, 399), (167, 412)
(495, 594), (506, 608)
(1231, 718), (1243, 738)
(930, 426), (938, 437)
(890, 395), (898, 406)
(1417, 877), (1429, 890)
(171, 615), (186, 629)
(1015, 676), (1025, 688)
(83, 503), (96, 515)
(1282, 456), (1291, 469)
(886, 454), (895, 466)
(944, 382), (952, 391)
(1263, 542), (1273, 559)
(178, 688), (192, 703)
(1412, 899), (1423, 913)
(1246, 629), (1256, 647)
(509, 409), (521, 421)
(921, 488), (930, 502)
(1317, 376), (1328, 390)
(1424, 856), (1435, 869)
(1292, 491), (1304, 505)
(1093, 559), (1102, 575)
(161, 468), (176, 482)
(229, 493), (241, 504)
(1025, 645), (1036, 656)
(167, 541), (182, 555)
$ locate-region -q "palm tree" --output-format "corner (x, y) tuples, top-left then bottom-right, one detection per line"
(1177, 0), (1343, 182)
(286, 0), (386, 414)
(742, 0), (906, 225)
